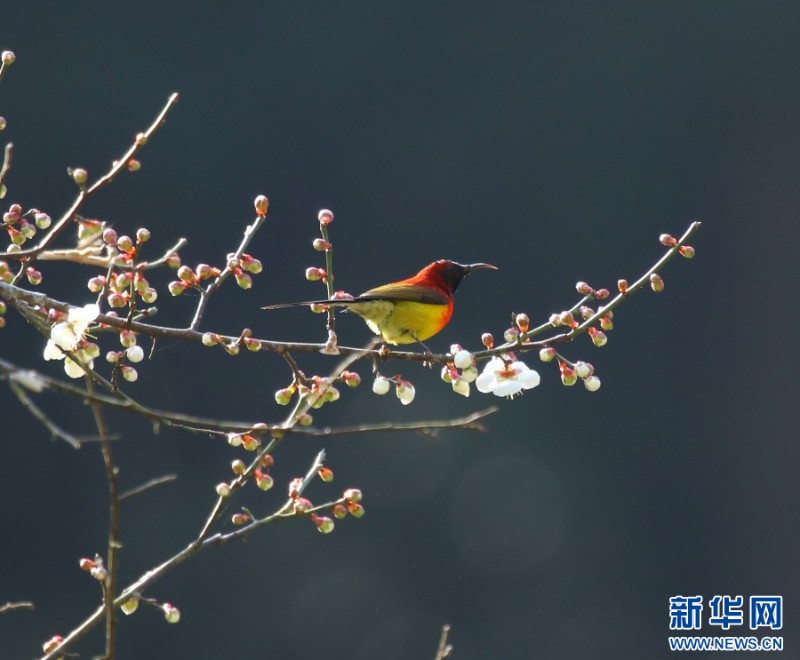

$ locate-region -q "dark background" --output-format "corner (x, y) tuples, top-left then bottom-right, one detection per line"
(1, 3), (798, 659)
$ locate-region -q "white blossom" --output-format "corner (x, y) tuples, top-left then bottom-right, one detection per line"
(476, 356), (540, 399)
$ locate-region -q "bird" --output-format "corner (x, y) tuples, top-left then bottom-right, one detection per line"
(263, 260), (497, 345)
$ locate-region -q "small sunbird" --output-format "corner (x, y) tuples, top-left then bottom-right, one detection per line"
(263, 260), (497, 345)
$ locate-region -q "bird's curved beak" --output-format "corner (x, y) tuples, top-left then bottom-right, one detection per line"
(462, 263), (498, 273)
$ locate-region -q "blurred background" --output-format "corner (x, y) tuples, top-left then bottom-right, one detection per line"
(1, 3), (798, 658)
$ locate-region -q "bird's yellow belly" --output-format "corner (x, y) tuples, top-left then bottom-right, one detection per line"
(348, 300), (451, 345)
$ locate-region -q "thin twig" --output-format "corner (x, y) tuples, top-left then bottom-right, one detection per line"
(84, 375), (120, 660)
(119, 474), (178, 501)
(434, 624), (453, 660)
(0, 601), (35, 614)
(7, 380), (82, 449)
(0, 143), (13, 192)
(189, 212), (267, 330)
(37, 237), (188, 270)
(0, 93), (179, 261)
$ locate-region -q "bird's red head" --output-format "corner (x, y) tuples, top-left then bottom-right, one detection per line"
(414, 260), (498, 295)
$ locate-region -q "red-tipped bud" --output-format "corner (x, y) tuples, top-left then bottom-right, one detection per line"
(116, 235), (134, 253)
(559, 362), (578, 387)
(559, 311), (577, 328)
(332, 503), (348, 519)
(578, 305), (594, 320)
(168, 280), (188, 296)
(346, 501), (366, 518)
(587, 326), (608, 347)
(231, 512), (252, 525)
(121, 597), (139, 615)
(679, 245), (695, 259)
(539, 347), (556, 362)
(515, 313), (530, 333)
(163, 603), (181, 624)
(79, 557), (97, 572)
(274, 386), (294, 405)
(504, 326), (520, 342)
(135, 227), (150, 243)
(574, 361), (593, 378)
(313, 238), (332, 251)
(318, 209), (334, 225)
(177, 265), (196, 283)
(584, 375), (601, 392)
(254, 195), (270, 216)
(254, 469), (274, 491)
(341, 370), (360, 387)
(650, 273), (665, 292)
(600, 314), (614, 331)
(215, 482), (232, 498)
(305, 266), (326, 281)
(241, 434), (259, 451)
(288, 477), (303, 498)
(481, 332), (494, 349)
(343, 488), (362, 503)
(594, 288), (610, 300)
(318, 466), (334, 482)
(617, 279), (629, 294)
(576, 281), (593, 295)
(34, 212), (52, 229)
(166, 253), (181, 269)
(127, 158), (142, 172)
(293, 497), (313, 513)
(71, 167), (88, 186)
(42, 635), (64, 654)
(311, 514), (335, 533)
(231, 459), (246, 475)
(102, 228), (118, 245)
(659, 233), (677, 247)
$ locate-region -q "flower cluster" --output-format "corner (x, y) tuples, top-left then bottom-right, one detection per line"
(43, 303), (100, 378)
(2, 202), (52, 252)
(372, 374), (416, 405)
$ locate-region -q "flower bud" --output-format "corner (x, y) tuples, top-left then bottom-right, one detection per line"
(312, 238), (331, 251)
(481, 332), (494, 349)
(588, 327), (608, 347)
(34, 212), (52, 229)
(594, 288), (610, 300)
(332, 503), (348, 519)
(342, 370), (360, 387)
(120, 365), (138, 382)
(539, 347), (556, 362)
(461, 366), (478, 383)
(576, 281), (593, 295)
(1, 51), (16, 65)
(42, 635), (64, 654)
(659, 233), (677, 247)
(231, 459), (246, 475)
(163, 603), (181, 624)
(584, 375), (601, 392)
(305, 266), (326, 281)
(600, 314), (614, 331)
(235, 271), (252, 289)
(452, 378), (470, 397)
(650, 273), (665, 292)
(515, 313), (530, 333)
(343, 488), (362, 503)
(215, 482), (232, 498)
(395, 379), (415, 405)
(453, 349), (473, 370)
(177, 265), (196, 283)
(312, 514), (335, 533)
(679, 245), (695, 259)
(504, 326), (520, 342)
(232, 512), (252, 525)
(372, 376), (391, 395)
(121, 597), (139, 615)
(346, 502), (366, 518)
(136, 227), (151, 243)
(318, 466), (334, 482)
(617, 279), (629, 294)
(168, 280), (188, 296)
(126, 345), (144, 363)
(318, 208), (334, 225)
(573, 361), (593, 378)
(254, 195), (270, 216)
(274, 386), (294, 405)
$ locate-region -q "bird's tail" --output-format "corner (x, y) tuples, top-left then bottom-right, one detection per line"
(262, 299), (351, 310)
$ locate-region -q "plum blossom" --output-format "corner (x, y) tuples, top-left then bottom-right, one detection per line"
(476, 356), (540, 398)
(43, 303), (99, 378)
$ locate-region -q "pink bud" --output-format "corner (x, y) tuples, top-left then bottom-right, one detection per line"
(659, 233), (677, 247)
(254, 195), (270, 216)
(318, 209), (334, 225)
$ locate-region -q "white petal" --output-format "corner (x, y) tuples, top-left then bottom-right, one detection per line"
(70, 303), (100, 324)
(51, 322), (78, 351)
(494, 379), (524, 398)
(64, 357), (88, 378)
(452, 378), (470, 397)
(43, 339), (66, 361)
(518, 368), (541, 390)
(475, 372), (497, 393)
(10, 370), (47, 393)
